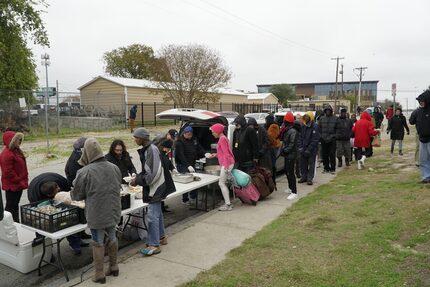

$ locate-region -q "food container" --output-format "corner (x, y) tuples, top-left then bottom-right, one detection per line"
(172, 173), (194, 184)
(205, 165), (221, 176)
(20, 200), (80, 233)
(121, 193), (131, 210)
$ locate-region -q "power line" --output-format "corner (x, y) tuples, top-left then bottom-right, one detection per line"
(182, 0), (335, 57)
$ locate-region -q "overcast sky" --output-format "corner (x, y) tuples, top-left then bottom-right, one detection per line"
(32, 0), (430, 109)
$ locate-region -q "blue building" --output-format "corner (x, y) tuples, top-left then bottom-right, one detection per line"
(257, 81), (378, 107)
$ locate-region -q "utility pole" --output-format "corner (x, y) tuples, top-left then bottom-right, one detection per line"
(353, 66), (368, 113)
(331, 57), (344, 114)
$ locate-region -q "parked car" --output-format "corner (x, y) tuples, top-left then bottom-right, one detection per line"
(244, 112), (269, 125)
(156, 108), (235, 170)
(217, 111), (239, 125)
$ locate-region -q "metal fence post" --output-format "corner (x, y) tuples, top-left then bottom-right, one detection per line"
(154, 102), (157, 126)
(141, 102), (144, 127)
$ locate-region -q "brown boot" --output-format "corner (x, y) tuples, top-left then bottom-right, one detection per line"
(105, 240), (119, 277)
(91, 242), (106, 284)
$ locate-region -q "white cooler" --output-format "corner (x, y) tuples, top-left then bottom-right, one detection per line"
(0, 211), (52, 273)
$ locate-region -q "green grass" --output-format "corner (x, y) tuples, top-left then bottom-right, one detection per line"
(182, 134), (430, 287)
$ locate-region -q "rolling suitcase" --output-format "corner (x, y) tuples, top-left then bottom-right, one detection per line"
(233, 184), (260, 205)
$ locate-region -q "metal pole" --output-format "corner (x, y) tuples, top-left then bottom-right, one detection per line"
(56, 80), (59, 134)
(331, 57), (344, 114)
(42, 54), (50, 155)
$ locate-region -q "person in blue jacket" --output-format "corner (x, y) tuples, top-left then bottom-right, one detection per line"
(298, 112), (320, 185)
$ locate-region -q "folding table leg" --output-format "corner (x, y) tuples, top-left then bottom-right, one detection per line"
(38, 237), (46, 276)
(56, 239), (69, 281)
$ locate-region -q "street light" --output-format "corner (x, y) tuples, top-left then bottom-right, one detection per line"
(41, 53), (51, 156)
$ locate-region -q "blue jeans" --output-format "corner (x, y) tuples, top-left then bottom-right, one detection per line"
(420, 142), (430, 181)
(147, 202), (165, 246)
(90, 226), (117, 246)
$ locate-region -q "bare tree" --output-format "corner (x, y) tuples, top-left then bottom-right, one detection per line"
(151, 44), (232, 108)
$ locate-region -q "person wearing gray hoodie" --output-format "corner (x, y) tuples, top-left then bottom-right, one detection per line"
(71, 138), (122, 284)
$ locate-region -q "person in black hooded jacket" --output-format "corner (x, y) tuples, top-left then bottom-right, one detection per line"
(65, 137), (87, 186)
(387, 108), (409, 155)
(410, 89), (430, 183)
(335, 108), (353, 167)
(318, 106), (338, 173)
(247, 117), (272, 171)
(232, 115), (258, 172)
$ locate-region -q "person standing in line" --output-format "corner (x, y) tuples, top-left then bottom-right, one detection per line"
(281, 112), (299, 200)
(174, 126), (205, 205)
(232, 115), (259, 173)
(298, 112), (320, 185)
(208, 123), (235, 211)
(71, 138), (122, 284)
(387, 108), (410, 155)
(385, 105), (394, 121)
(352, 111), (379, 170)
(0, 131), (28, 222)
(129, 104), (138, 133)
(409, 108), (421, 167)
(130, 128), (175, 255)
(65, 137), (87, 186)
(373, 107), (384, 130)
(265, 114), (281, 187)
(318, 106), (338, 174)
(335, 108), (353, 167)
(105, 139), (136, 183)
(409, 89), (430, 183)
(247, 117), (272, 171)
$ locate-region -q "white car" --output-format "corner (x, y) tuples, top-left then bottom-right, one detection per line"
(244, 113), (269, 125)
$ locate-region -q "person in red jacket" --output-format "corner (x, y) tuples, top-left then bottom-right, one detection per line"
(352, 112), (379, 170)
(0, 131), (28, 222)
(385, 105), (394, 121)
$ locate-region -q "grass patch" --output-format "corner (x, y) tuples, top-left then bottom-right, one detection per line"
(182, 133), (430, 286)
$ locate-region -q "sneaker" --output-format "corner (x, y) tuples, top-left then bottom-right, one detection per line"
(307, 181), (313, 185)
(330, 171), (336, 175)
(140, 246), (161, 256)
(298, 178), (307, 184)
(357, 162), (362, 170)
(360, 156), (366, 167)
(160, 235), (168, 245)
(287, 193), (297, 200)
(399, 151), (403, 156)
(322, 169), (329, 174)
(218, 204), (233, 211)
(284, 188), (292, 194)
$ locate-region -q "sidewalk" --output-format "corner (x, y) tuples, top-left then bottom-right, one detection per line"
(61, 169), (338, 287)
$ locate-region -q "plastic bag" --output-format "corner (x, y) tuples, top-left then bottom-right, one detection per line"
(231, 169), (251, 187)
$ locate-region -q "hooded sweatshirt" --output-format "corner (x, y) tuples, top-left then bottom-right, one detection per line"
(65, 137), (87, 185)
(71, 138), (122, 229)
(318, 107), (338, 143)
(0, 131), (28, 191)
(410, 90), (430, 143)
(352, 112), (378, 148)
(232, 115), (258, 167)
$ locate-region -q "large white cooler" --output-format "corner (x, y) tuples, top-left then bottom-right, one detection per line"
(0, 211), (52, 273)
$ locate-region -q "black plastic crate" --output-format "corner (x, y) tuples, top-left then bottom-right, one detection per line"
(121, 194), (131, 210)
(20, 200), (80, 233)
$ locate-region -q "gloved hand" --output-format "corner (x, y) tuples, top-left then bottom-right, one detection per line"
(205, 153), (213, 159)
(188, 166), (195, 173)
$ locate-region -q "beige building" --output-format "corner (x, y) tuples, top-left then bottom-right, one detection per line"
(78, 76), (251, 121)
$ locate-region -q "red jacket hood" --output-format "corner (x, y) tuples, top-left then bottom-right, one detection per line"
(2, 131), (24, 150)
(360, 111), (371, 121)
